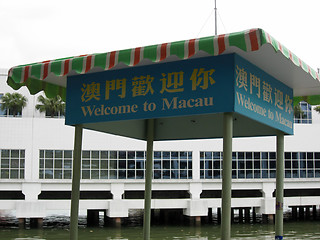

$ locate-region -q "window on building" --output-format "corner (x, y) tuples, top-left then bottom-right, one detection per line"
(294, 101), (312, 124)
(200, 151), (221, 179)
(39, 150), (72, 179)
(39, 150), (192, 180)
(200, 151), (320, 179)
(0, 93), (6, 116)
(0, 149), (25, 179)
(153, 151), (192, 180)
(285, 151), (320, 178)
(45, 110), (65, 118)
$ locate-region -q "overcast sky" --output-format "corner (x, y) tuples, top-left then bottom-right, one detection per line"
(0, 0), (319, 71)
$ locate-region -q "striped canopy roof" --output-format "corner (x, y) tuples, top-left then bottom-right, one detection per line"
(6, 28), (320, 104)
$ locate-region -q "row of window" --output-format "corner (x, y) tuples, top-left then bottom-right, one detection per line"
(39, 150), (193, 180)
(200, 151), (320, 179)
(1, 149), (320, 180)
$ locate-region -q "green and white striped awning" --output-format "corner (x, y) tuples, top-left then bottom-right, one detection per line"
(6, 28), (320, 104)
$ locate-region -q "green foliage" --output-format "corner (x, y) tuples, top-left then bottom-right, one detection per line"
(293, 104), (304, 119)
(0, 92), (27, 117)
(35, 95), (65, 118)
(315, 105), (320, 114)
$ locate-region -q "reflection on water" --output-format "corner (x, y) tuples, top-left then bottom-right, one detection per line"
(0, 215), (320, 239)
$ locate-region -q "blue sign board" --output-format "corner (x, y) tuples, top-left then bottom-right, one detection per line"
(234, 55), (293, 134)
(66, 54), (235, 123)
(66, 54), (293, 135)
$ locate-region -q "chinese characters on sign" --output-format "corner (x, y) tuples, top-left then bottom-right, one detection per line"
(234, 54), (293, 134)
(78, 67), (218, 118)
(80, 68), (216, 103)
(81, 82), (101, 102)
(236, 65), (293, 114)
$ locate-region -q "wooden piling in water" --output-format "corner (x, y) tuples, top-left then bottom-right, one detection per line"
(239, 208), (243, 223)
(291, 206), (297, 220)
(245, 208), (250, 223)
(217, 208), (221, 224)
(252, 207), (256, 223)
(299, 207), (305, 220)
(313, 206), (317, 220)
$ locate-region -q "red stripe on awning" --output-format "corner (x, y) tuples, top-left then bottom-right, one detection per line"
(249, 29), (259, 51)
(218, 35), (226, 54)
(63, 59), (70, 76)
(42, 60), (50, 79)
(85, 55), (92, 73)
(109, 51), (116, 69)
(134, 47), (141, 66)
(188, 39), (196, 57)
(278, 41), (283, 52)
(160, 43), (168, 61)
(266, 33), (272, 43)
(23, 66), (30, 82)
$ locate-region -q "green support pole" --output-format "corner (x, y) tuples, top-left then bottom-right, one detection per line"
(70, 124), (83, 240)
(275, 131), (284, 240)
(221, 112), (233, 240)
(143, 119), (155, 240)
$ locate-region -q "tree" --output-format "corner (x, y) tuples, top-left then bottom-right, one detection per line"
(35, 95), (65, 118)
(0, 92), (27, 117)
(315, 105), (320, 114)
(293, 104), (304, 119)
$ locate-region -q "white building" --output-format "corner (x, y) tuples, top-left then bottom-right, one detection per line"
(0, 67), (319, 224)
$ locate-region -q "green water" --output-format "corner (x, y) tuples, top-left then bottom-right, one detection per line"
(1, 222), (320, 240)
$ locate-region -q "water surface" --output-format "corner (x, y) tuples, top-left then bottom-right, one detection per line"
(1, 221), (320, 239)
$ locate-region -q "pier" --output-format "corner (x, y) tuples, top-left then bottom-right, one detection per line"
(0, 72), (320, 229)
(1, 179), (319, 228)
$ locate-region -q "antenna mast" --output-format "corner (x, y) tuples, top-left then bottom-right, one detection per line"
(215, 0), (217, 35)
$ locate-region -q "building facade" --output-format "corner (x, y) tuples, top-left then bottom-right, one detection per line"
(1, 67), (320, 223)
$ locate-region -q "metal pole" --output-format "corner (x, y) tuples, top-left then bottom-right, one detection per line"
(143, 119), (155, 240)
(214, 0), (217, 35)
(70, 124), (83, 240)
(221, 112), (233, 240)
(275, 131), (284, 240)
